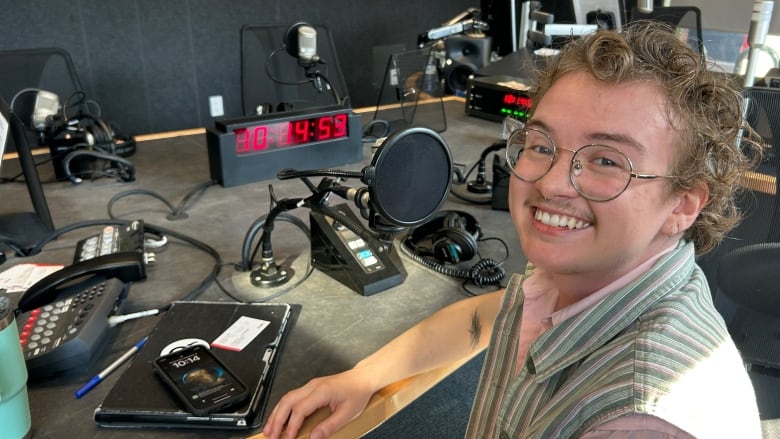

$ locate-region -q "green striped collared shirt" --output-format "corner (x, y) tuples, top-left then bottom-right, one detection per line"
(466, 241), (760, 438)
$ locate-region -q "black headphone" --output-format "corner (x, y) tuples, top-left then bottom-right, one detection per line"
(73, 114), (135, 156)
(53, 113), (137, 184)
(404, 210), (481, 264)
(402, 210), (505, 287)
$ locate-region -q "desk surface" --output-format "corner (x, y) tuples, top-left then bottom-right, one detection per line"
(0, 98), (522, 439)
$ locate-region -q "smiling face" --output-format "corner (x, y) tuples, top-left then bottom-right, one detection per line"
(509, 72), (707, 301)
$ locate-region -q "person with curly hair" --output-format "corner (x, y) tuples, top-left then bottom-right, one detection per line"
(263, 21), (764, 439)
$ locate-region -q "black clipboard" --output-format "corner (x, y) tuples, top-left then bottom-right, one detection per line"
(94, 301), (296, 430)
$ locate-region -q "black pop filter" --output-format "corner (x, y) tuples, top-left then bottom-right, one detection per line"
(365, 127), (453, 227)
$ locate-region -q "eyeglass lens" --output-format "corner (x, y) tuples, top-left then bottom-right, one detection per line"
(505, 128), (634, 201)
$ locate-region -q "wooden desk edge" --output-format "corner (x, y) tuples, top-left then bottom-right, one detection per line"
(2, 97), (467, 159)
(247, 350), (483, 439)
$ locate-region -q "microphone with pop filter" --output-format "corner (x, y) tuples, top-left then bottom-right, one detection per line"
(362, 126), (453, 231)
(271, 126), (453, 295)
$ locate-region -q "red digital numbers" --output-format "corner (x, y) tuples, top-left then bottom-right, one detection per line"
(314, 113), (348, 140)
(234, 126), (267, 154)
(503, 93), (532, 109)
(235, 113), (349, 155)
(292, 119), (310, 143)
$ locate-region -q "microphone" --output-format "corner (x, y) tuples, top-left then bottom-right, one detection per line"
(744, 1), (775, 87)
(636, 0), (654, 14)
(335, 186), (371, 216)
(32, 90), (60, 131)
(284, 22), (321, 66)
(297, 24), (318, 65)
(417, 19), (489, 47)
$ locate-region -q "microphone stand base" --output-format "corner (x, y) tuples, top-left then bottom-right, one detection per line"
(467, 181), (492, 194)
(250, 266), (294, 288)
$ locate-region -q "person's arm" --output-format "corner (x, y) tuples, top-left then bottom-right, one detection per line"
(262, 289), (504, 439)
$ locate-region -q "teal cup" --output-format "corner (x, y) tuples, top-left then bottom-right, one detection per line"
(0, 296), (32, 439)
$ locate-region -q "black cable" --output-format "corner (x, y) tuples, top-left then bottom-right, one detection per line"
(313, 72), (342, 106)
(277, 167), (363, 181)
(262, 41), (344, 106)
(61, 91), (86, 122)
(240, 211), (310, 272)
(170, 181), (216, 219)
(108, 189), (176, 218)
(399, 235), (509, 293)
(106, 181), (217, 220)
(231, 196), (314, 302)
(142, 222), (222, 302)
(264, 47), (318, 87)
(361, 119), (390, 144)
(62, 149), (135, 184)
(0, 234), (31, 256)
(450, 160), (492, 205)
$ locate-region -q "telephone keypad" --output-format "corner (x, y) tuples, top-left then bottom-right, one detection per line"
(17, 277), (126, 378)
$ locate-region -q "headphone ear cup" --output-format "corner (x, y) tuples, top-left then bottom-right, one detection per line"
(404, 210), (482, 264)
(432, 227), (478, 264)
(81, 116), (114, 149)
(93, 117), (115, 147)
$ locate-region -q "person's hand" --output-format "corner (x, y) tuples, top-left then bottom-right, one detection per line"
(262, 369), (377, 439)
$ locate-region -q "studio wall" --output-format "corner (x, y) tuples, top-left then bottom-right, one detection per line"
(0, 0), (475, 135)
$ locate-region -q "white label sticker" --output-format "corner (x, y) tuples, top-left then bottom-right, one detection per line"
(211, 315), (270, 352)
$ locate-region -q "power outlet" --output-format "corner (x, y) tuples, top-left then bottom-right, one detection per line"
(209, 95), (224, 117)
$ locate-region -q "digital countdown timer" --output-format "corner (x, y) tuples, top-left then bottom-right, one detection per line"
(234, 113), (348, 155)
(500, 93), (532, 119)
(206, 106), (363, 187)
(466, 75), (532, 122)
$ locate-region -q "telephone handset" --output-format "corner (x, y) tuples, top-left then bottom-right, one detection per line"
(16, 221), (148, 314)
(18, 253), (145, 313)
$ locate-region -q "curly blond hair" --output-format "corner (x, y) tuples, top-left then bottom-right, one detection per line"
(530, 20), (764, 255)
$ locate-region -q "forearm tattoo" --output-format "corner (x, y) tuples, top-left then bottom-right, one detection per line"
(468, 310), (482, 350)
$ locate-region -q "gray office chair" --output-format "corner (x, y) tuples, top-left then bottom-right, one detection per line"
(717, 243), (780, 370)
(697, 87), (780, 292)
(716, 243), (780, 424)
(711, 88), (780, 421)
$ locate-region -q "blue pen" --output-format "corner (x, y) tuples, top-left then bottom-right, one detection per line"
(75, 336), (148, 399)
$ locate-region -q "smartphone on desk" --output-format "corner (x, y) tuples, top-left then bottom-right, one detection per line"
(153, 344), (249, 416)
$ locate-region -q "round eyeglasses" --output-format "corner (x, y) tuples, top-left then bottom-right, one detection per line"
(504, 128), (676, 202)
